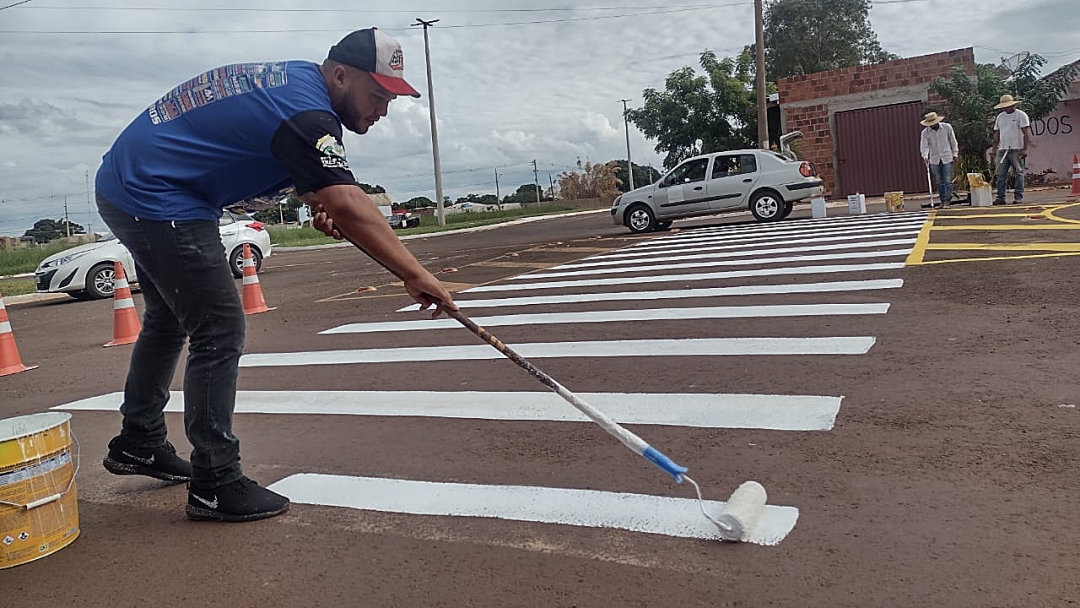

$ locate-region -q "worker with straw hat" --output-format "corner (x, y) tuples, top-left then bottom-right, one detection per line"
(919, 111), (959, 208)
(990, 94), (1031, 205)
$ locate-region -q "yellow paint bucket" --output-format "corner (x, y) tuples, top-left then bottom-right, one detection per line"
(0, 412), (80, 569)
(884, 191), (905, 213)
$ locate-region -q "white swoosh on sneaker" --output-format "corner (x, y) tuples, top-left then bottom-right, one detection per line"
(121, 451), (155, 466)
(192, 494), (219, 510)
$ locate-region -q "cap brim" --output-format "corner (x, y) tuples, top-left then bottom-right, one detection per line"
(371, 73), (421, 98)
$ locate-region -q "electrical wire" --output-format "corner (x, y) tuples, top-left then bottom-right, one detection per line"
(0, 0), (37, 11)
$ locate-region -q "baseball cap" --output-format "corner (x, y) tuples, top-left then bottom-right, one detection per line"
(327, 28), (421, 98)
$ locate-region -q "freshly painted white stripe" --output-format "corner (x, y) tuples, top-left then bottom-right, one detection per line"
(267, 474), (800, 545)
(595, 225), (924, 261)
(54, 390), (844, 431)
(326, 303), (889, 334)
(114, 299), (135, 309)
(242, 274), (260, 285)
(516, 249), (911, 281)
(0, 321), (11, 333)
(466, 262), (906, 292)
(549, 238), (917, 271)
(631, 220), (927, 251)
(239, 337), (876, 367)
(643, 212), (928, 242)
(113, 279), (129, 289)
(398, 279), (904, 311)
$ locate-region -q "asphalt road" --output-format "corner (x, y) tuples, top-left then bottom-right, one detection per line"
(2, 192), (1078, 607)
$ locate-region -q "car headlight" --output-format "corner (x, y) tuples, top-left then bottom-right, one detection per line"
(39, 250), (92, 269)
(612, 195), (623, 207)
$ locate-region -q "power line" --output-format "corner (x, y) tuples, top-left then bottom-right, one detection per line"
(0, 0), (37, 11)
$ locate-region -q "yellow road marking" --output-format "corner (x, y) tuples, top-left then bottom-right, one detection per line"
(917, 252), (1080, 265)
(926, 242), (1080, 252)
(1043, 202), (1080, 224)
(930, 224), (1080, 231)
(904, 211), (935, 265)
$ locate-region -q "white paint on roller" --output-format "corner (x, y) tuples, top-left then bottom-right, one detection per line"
(52, 390), (844, 430)
(397, 279), (904, 311)
(596, 225), (924, 261)
(324, 303), (890, 334)
(465, 262), (906, 292)
(517, 248), (913, 280)
(238, 337), (877, 367)
(716, 481), (768, 541)
(266, 473), (800, 545)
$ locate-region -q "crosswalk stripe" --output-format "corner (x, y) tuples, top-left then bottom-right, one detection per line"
(397, 279), (904, 311)
(239, 337), (877, 368)
(627, 219), (927, 253)
(267, 473), (801, 545)
(54, 390), (844, 431)
(324, 303), (890, 334)
(641, 212), (927, 243)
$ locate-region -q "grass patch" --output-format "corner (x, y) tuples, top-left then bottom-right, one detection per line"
(0, 277), (37, 297)
(268, 204), (578, 247)
(0, 241), (81, 277)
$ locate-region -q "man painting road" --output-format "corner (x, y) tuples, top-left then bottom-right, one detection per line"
(94, 28), (456, 522)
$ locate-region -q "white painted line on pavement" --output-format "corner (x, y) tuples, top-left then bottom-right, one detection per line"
(640, 212), (928, 245)
(238, 337), (877, 368)
(54, 390), (844, 431)
(325, 303), (890, 334)
(267, 474), (800, 545)
(622, 220), (927, 254)
(398, 278), (904, 311)
(465, 262), (906, 292)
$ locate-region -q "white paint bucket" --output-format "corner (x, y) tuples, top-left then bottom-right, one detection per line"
(811, 197), (828, 218)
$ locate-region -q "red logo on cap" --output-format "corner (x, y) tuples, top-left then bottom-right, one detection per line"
(389, 49), (404, 71)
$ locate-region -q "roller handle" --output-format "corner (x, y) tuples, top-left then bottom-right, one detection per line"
(24, 494), (62, 510)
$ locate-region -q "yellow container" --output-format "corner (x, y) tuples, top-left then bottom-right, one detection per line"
(884, 191), (905, 213)
(0, 412), (80, 569)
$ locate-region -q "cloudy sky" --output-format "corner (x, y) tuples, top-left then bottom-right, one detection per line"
(0, 0), (1076, 236)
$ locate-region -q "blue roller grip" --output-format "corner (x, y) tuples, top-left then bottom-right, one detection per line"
(642, 446), (689, 483)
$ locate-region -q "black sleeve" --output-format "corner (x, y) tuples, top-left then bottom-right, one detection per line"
(270, 110), (358, 195)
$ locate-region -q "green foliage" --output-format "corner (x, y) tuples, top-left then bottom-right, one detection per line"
(23, 218), (86, 243)
(626, 50), (757, 169)
(0, 240), (80, 276)
(356, 182), (386, 194)
(929, 55), (1079, 179)
(505, 183), (545, 204)
(454, 193), (501, 207)
(610, 160), (663, 192)
(403, 196), (434, 210)
(763, 0), (897, 80)
(252, 192), (304, 224)
(0, 277), (36, 297)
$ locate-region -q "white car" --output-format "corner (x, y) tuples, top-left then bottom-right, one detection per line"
(34, 209), (272, 300)
(610, 148), (825, 233)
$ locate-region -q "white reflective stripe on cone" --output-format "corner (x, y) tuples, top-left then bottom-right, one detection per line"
(114, 279), (129, 289)
(242, 275), (261, 285)
(0, 321), (11, 333)
(114, 299), (135, 310)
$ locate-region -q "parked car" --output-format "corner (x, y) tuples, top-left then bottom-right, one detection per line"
(610, 148), (825, 233)
(386, 210), (420, 229)
(34, 208), (272, 300)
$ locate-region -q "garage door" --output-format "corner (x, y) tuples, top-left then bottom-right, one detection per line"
(835, 101), (926, 197)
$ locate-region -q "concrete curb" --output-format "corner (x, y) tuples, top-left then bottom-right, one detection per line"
(4, 292), (69, 306)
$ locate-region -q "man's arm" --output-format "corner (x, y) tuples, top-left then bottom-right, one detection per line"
(920, 129), (930, 164)
(948, 124), (959, 158)
(1020, 125), (1033, 158)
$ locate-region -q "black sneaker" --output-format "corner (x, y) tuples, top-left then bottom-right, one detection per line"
(992, 199), (1007, 206)
(186, 476), (290, 522)
(102, 436), (192, 483)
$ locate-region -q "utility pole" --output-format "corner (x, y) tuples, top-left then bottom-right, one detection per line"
(494, 168), (501, 210)
(414, 18), (446, 226)
(619, 99), (635, 191)
(532, 160), (541, 205)
(63, 196), (71, 237)
(85, 169), (92, 235)
(278, 198), (285, 225)
(548, 173), (555, 201)
(754, 0), (769, 150)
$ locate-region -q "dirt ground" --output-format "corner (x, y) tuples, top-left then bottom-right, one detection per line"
(1, 189), (1078, 607)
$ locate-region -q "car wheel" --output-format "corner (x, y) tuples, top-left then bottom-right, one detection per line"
(750, 190), (785, 222)
(85, 263), (116, 300)
(625, 204), (657, 234)
(654, 221), (673, 231)
(230, 245), (262, 278)
(780, 201), (794, 219)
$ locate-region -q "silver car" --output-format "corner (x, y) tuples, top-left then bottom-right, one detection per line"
(611, 149), (825, 233)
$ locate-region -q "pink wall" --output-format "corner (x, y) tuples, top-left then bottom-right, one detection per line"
(1027, 98), (1080, 184)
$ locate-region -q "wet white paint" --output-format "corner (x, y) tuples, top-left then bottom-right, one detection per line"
(267, 473), (800, 545)
(465, 262), (905, 292)
(54, 390), (844, 431)
(620, 220), (927, 255)
(325, 303), (890, 334)
(640, 212), (928, 245)
(518, 247), (913, 280)
(398, 279), (904, 311)
(238, 337), (876, 368)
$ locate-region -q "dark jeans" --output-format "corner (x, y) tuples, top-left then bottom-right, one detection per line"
(97, 194), (245, 488)
(929, 161), (954, 204)
(995, 149), (1026, 202)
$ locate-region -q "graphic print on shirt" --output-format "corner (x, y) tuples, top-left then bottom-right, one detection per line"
(148, 62), (289, 125)
(316, 134), (349, 169)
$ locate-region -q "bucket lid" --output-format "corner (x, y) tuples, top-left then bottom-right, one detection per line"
(0, 412), (72, 442)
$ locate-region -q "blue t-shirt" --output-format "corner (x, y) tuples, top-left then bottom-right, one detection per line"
(96, 60), (356, 221)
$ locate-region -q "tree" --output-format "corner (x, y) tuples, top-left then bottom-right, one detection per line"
(762, 0), (898, 81)
(610, 160), (663, 192)
(454, 193), (500, 206)
(626, 51), (757, 170)
(557, 160), (621, 200)
(929, 55), (1079, 177)
(356, 182), (386, 194)
(24, 218), (85, 243)
(505, 184), (545, 205)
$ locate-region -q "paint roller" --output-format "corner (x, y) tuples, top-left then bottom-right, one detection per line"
(443, 305), (768, 542)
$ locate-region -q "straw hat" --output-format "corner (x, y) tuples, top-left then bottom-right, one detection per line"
(920, 111), (945, 126)
(994, 94), (1021, 109)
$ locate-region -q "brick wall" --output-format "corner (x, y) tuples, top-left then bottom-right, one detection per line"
(777, 48), (976, 194)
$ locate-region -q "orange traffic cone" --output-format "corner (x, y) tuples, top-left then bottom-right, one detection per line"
(1071, 154), (1080, 196)
(104, 261), (141, 347)
(0, 291), (38, 377)
(241, 244), (274, 315)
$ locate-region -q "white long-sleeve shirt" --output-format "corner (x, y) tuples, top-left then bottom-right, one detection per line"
(920, 122), (959, 164)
